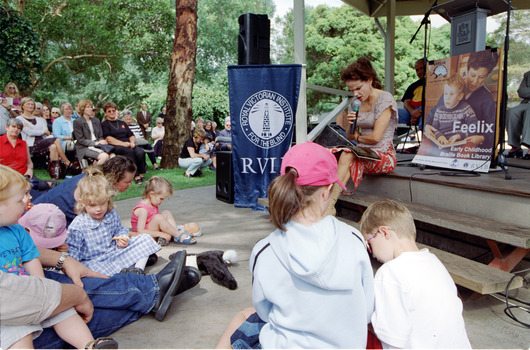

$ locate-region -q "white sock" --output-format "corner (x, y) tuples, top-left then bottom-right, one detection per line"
(186, 255), (198, 269)
(135, 257), (148, 270)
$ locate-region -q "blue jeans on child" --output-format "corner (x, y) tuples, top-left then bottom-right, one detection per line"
(34, 271), (158, 349)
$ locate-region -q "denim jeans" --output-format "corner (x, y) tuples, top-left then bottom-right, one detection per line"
(178, 157), (212, 175)
(34, 271), (159, 349)
(398, 107), (423, 129)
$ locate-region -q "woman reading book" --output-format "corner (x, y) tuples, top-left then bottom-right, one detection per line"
(325, 57), (398, 216)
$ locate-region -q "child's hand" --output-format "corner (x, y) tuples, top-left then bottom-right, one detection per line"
(113, 236), (129, 248)
(448, 135), (461, 144)
(437, 135), (449, 145)
(57, 243), (69, 252)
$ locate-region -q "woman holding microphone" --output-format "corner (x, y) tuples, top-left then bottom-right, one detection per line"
(325, 57), (398, 216)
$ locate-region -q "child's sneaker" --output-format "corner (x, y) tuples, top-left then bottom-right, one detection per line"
(85, 337), (118, 349)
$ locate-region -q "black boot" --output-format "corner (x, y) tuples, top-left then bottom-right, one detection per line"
(151, 250), (186, 321)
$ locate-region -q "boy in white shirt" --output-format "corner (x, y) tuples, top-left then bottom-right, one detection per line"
(360, 199), (471, 349)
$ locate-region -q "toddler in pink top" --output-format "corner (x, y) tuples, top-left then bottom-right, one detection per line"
(131, 176), (197, 246)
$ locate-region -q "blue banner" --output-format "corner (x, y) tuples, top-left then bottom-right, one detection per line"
(228, 64), (301, 209)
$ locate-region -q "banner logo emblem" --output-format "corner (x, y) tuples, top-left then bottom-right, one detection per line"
(239, 90), (293, 149)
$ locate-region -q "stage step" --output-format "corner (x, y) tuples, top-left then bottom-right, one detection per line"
(340, 192), (530, 249)
(338, 218), (524, 295)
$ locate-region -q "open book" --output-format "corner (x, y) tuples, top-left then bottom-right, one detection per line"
(314, 125), (381, 161)
(424, 133), (467, 148)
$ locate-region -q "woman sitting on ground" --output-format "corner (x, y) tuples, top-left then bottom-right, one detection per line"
(16, 97), (76, 177)
(151, 117), (165, 158)
(72, 99), (111, 166)
(100, 101), (147, 184)
(33, 155), (137, 227)
(1, 82), (21, 113)
(123, 109), (160, 170)
(325, 57), (398, 216)
(178, 128), (212, 178)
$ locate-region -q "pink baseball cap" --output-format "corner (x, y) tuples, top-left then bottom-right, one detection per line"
(18, 203), (67, 249)
(281, 141), (347, 191)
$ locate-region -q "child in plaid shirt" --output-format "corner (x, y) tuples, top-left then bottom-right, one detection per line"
(66, 167), (160, 276)
(0, 165), (117, 349)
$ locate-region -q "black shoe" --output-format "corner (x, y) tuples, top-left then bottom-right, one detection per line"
(175, 266), (201, 295)
(524, 153), (530, 160)
(506, 149), (523, 158)
(152, 250), (186, 321)
(157, 237), (169, 246)
(120, 267), (145, 275)
(195, 169), (203, 177)
(146, 253), (158, 267)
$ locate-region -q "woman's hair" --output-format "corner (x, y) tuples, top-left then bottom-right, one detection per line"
(75, 167), (116, 214)
(341, 57), (383, 89)
(359, 199), (416, 240)
(4, 82), (20, 98)
(60, 102), (72, 115)
(142, 176), (173, 199)
(267, 167), (322, 231)
(192, 128), (206, 139)
(6, 118), (23, 130)
(19, 97), (35, 112)
(212, 121), (217, 128)
(155, 117), (163, 124)
(78, 99), (93, 117)
(0, 165), (30, 202)
(103, 101), (117, 113)
(467, 49), (498, 74)
(122, 109), (133, 117)
(195, 117), (204, 123)
(51, 107), (61, 115)
(100, 155), (137, 185)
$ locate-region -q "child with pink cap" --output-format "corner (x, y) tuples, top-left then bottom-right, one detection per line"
(19, 203), (69, 253)
(217, 141), (374, 349)
(0, 165), (117, 349)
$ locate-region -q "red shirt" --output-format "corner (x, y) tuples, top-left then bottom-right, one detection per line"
(0, 133), (28, 174)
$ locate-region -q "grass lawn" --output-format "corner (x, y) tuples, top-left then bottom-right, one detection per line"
(33, 164), (216, 201)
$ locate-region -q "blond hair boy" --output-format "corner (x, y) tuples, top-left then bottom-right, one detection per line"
(360, 199), (471, 349)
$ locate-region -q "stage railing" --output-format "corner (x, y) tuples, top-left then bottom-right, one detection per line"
(306, 84), (354, 142)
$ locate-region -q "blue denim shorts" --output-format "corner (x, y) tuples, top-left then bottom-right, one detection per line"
(230, 312), (265, 349)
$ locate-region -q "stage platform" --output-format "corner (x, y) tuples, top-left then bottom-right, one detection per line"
(336, 156), (530, 276)
(350, 156), (530, 228)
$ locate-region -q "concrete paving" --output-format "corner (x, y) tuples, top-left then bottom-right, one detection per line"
(111, 185), (530, 349)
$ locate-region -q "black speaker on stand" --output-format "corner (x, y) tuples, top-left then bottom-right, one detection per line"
(216, 151), (234, 203)
(238, 13), (270, 65)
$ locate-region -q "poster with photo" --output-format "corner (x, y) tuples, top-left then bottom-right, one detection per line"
(413, 48), (502, 172)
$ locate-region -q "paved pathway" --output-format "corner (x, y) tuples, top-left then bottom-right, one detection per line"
(111, 185), (530, 348)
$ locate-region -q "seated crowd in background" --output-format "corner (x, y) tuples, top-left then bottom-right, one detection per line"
(1, 81), (236, 185)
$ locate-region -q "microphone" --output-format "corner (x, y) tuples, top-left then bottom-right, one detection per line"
(349, 99), (361, 136)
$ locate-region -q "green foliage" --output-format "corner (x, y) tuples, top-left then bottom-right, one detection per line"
(0, 6), (42, 90)
(5, 0), (174, 97)
(290, 4), (451, 114)
(487, 9), (530, 92)
(196, 0), (275, 83)
(192, 72), (230, 125)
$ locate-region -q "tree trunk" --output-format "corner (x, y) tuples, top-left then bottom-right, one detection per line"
(161, 0), (198, 169)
